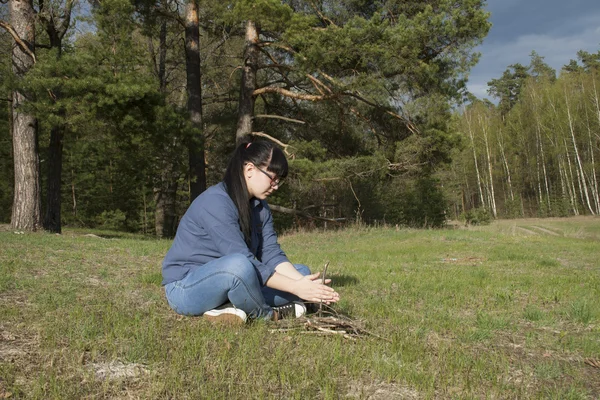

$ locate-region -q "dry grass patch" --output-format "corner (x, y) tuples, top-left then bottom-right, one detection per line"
(346, 381), (421, 400)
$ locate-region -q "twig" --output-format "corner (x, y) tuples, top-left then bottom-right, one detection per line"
(269, 204), (346, 223)
(254, 114), (305, 124)
(319, 261), (330, 317)
(249, 131), (291, 154)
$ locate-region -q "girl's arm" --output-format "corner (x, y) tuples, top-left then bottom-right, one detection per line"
(274, 261), (305, 280)
(266, 271), (339, 304)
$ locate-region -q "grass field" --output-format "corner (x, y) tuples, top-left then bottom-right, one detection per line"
(1, 217), (599, 399)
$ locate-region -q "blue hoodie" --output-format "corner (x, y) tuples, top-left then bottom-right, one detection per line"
(161, 182), (289, 286)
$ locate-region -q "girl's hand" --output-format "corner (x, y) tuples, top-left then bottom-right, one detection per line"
(293, 272), (340, 304)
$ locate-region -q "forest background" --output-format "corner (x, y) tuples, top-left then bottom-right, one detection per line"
(1, 0), (599, 237)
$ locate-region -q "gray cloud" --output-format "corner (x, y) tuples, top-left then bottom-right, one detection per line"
(466, 1), (600, 100)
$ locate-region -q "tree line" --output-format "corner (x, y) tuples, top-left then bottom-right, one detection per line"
(1, 0), (492, 235)
(451, 50), (600, 221)
(4, 0), (597, 236)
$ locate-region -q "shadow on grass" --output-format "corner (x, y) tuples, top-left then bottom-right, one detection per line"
(95, 233), (160, 241)
(329, 274), (359, 287)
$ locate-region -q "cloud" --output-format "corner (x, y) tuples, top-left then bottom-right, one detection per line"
(466, 83), (490, 100)
(466, 13), (600, 100)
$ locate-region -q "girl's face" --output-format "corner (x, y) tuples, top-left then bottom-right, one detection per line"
(244, 163), (281, 200)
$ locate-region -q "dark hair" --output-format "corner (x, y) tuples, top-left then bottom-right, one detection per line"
(224, 140), (288, 244)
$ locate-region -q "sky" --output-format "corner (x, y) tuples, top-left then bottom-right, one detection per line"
(466, 0), (600, 100)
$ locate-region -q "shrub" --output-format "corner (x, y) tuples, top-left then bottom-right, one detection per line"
(463, 207), (491, 225)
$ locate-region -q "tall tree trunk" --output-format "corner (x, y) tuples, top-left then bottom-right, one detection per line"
(588, 74), (600, 213)
(497, 128), (514, 202)
(465, 111), (485, 209)
(235, 20), (260, 144)
(479, 114), (497, 217)
(558, 156), (568, 212)
(154, 179), (177, 238)
(563, 137), (579, 215)
(70, 165), (77, 217)
(564, 86), (595, 214)
(10, 0), (41, 231)
(151, 17), (178, 237)
(535, 123), (552, 212)
(157, 17), (167, 93)
(43, 126), (63, 232)
(39, 0), (74, 233)
(185, 0), (205, 201)
(530, 89), (551, 213)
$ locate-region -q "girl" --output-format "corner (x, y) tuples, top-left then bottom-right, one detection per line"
(162, 140), (340, 323)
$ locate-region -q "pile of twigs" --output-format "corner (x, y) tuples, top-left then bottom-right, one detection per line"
(270, 261), (389, 341)
(271, 306), (389, 342)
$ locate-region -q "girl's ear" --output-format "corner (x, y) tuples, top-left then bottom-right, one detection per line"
(244, 163), (254, 178)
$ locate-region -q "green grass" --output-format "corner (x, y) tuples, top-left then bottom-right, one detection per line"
(1, 217), (600, 398)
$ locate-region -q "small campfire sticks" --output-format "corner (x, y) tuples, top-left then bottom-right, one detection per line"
(270, 262), (389, 342)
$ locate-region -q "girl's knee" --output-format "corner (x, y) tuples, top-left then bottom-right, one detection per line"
(294, 264), (311, 276)
(223, 253), (256, 278)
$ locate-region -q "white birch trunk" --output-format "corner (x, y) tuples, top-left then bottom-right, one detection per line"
(530, 89), (552, 212)
(564, 86), (595, 214)
(563, 137), (580, 215)
(558, 156), (568, 209)
(479, 114), (497, 217)
(497, 128), (514, 202)
(588, 75), (600, 212)
(466, 111), (485, 209)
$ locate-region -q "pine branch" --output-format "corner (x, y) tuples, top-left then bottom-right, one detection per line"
(0, 20), (36, 64)
(308, 0), (337, 27)
(343, 91), (420, 135)
(249, 131), (291, 154)
(152, 4), (185, 28)
(254, 114), (305, 124)
(253, 86), (334, 102)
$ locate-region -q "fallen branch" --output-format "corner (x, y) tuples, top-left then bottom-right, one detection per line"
(268, 204), (346, 223)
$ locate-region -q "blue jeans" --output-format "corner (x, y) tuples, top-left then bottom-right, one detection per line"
(164, 253), (310, 320)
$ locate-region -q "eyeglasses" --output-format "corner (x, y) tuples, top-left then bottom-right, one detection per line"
(256, 166), (283, 188)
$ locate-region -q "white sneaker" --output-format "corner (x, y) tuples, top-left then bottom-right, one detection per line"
(204, 304), (247, 325)
(272, 301), (306, 320)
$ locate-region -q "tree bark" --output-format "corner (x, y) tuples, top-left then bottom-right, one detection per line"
(154, 179), (177, 238)
(39, 0), (74, 233)
(479, 114), (497, 217)
(236, 20), (260, 145)
(497, 128), (514, 202)
(43, 126), (63, 232)
(10, 0), (41, 231)
(151, 16), (178, 237)
(563, 137), (579, 215)
(185, 0), (205, 201)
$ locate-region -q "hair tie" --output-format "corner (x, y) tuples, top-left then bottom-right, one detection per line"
(245, 143), (251, 149)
